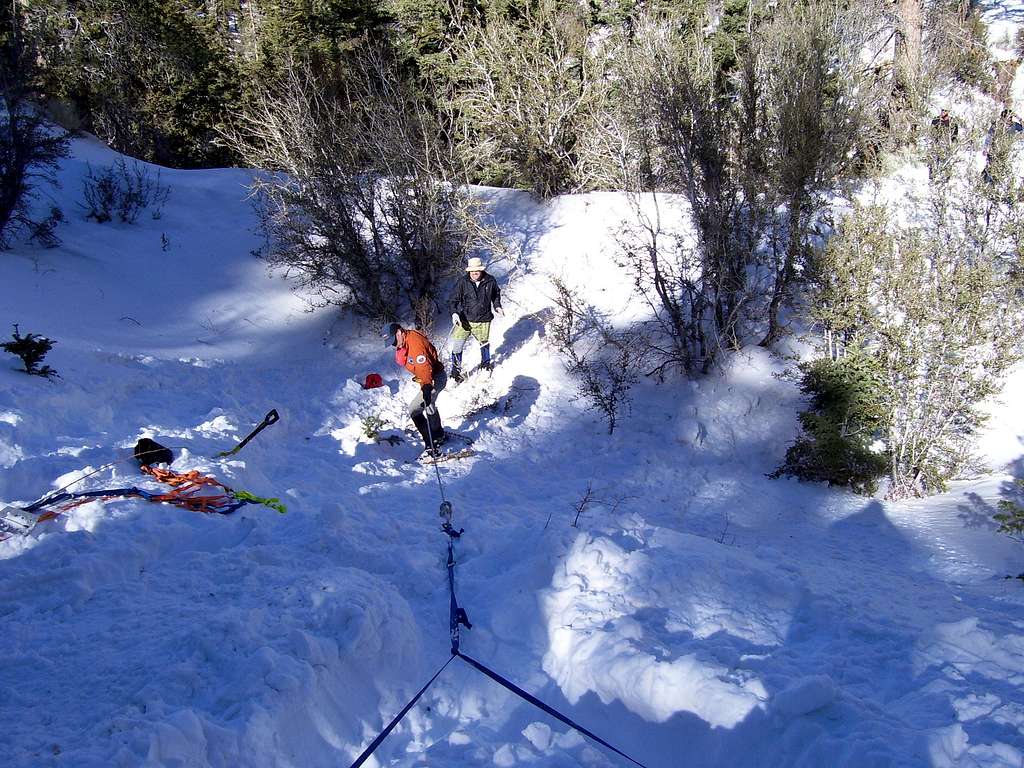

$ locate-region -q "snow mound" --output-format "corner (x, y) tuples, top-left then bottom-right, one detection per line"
(542, 527), (800, 727)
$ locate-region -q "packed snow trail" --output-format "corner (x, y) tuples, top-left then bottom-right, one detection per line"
(1, 131), (1023, 767)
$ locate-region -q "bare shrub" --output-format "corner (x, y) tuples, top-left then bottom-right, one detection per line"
(570, 480), (632, 528)
(81, 157), (170, 224)
(28, 207), (65, 247)
(609, 15), (757, 368)
(599, 1), (884, 377)
(223, 41), (495, 326)
(615, 193), (720, 377)
(440, 0), (613, 197)
(751, 0), (884, 347)
(549, 278), (645, 434)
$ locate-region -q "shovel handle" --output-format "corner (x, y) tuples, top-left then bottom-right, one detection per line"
(215, 408), (281, 457)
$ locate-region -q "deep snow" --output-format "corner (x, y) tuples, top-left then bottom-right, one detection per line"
(3, 14), (1024, 764)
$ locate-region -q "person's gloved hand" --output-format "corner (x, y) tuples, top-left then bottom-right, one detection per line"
(495, 307), (505, 318)
(451, 313), (461, 327)
(422, 383), (437, 417)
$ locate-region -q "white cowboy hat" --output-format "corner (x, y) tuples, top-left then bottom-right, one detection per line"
(466, 257), (486, 272)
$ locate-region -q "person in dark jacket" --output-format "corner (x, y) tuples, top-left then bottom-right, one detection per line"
(448, 257), (503, 381)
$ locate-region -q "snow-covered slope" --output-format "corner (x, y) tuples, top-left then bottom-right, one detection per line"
(2, 123), (1024, 768)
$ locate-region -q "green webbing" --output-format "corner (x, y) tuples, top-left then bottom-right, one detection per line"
(233, 490), (287, 514)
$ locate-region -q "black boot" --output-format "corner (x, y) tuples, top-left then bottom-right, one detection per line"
(411, 413), (432, 448)
(450, 351), (464, 383)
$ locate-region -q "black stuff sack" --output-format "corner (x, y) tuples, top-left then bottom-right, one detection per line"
(134, 438), (173, 467)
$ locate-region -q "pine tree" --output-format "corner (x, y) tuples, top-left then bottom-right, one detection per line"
(994, 480), (1024, 539)
(1, 325), (58, 378)
(18, 0), (242, 167)
(0, 5), (71, 247)
(772, 352), (890, 494)
(783, 180), (1024, 499)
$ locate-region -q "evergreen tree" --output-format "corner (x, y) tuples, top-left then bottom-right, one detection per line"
(0, 5), (71, 247)
(994, 480), (1024, 540)
(1, 325), (58, 378)
(19, 0), (242, 167)
(782, 184), (1024, 499)
(772, 352), (890, 495)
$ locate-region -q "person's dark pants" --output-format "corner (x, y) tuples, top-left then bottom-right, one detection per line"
(410, 369), (447, 449)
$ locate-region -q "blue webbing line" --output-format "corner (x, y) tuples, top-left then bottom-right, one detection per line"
(456, 652), (652, 768)
(24, 487), (253, 515)
(347, 654), (457, 768)
(447, 537), (472, 654)
(448, 539), (460, 654)
(26, 488), (139, 512)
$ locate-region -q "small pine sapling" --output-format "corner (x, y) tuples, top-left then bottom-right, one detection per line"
(994, 479), (1024, 541)
(1, 324), (58, 378)
(361, 413), (388, 441)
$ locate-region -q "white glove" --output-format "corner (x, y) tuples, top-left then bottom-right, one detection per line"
(452, 312), (461, 326)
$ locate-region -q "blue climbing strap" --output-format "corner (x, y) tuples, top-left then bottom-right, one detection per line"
(456, 652), (651, 768)
(348, 654), (457, 768)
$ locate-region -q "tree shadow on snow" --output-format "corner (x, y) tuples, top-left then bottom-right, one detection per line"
(956, 451), (1024, 532)
(957, 492), (1004, 531)
(622, 500), (960, 768)
(495, 310), (553, 360)
(432, 498), (999, 768)
(472, 187), (553, 278)
(455, 375), (541, 435)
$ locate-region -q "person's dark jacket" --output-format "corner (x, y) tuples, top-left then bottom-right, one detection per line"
(450, 272), (502, 323)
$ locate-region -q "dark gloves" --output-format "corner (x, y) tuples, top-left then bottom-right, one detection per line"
(422, 383), (438, 417)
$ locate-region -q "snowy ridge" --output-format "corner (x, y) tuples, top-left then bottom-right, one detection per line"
(1, 114), (1023, 766)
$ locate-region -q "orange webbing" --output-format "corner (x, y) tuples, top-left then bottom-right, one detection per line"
(1, 469), (241, 539)
(141, 465), (237, 513)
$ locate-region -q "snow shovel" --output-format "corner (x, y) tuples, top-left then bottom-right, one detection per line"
(215, 409), (280, 457)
